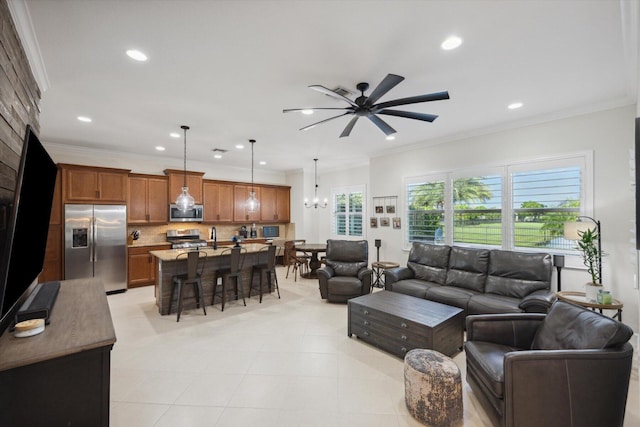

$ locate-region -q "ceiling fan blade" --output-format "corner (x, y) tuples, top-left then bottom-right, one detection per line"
(309, 85), (358, 107)
(377, 109), (439, 122)
(300, 112), (352, 131)
(365, 74), (404, 106)
(283, 107), (352, 113)
(368, 114), (396, 136)
(340, 116), (360, 138)
(373, 91), (450, 110)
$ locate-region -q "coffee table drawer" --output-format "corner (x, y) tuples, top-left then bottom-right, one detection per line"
(349, 322), (418, 358)
(350, 312), (431, 348)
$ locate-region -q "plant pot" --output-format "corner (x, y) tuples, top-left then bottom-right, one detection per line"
(585, 282), (602, 303)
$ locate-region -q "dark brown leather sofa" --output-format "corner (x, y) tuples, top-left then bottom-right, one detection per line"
(464, 300), (634, 427)
(317, 240), (372, 302)
(385, 242), (555, 315)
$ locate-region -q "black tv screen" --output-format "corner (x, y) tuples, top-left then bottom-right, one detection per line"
(0, 125), (57, 336)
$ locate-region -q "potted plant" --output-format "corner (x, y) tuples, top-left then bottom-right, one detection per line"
(576, 227), (602, 301)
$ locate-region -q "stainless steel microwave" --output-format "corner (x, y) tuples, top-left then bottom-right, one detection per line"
(169, 204), (204, 222)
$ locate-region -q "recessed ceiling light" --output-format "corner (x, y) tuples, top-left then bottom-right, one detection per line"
(155, 146), (165, 151)
(508, 102), (523, 110)
(236, 144), (244, 149)
(386, 135), (396, 141)
(301, 109), (314, 115)
(126, 49), (148, 62)
(259, 161), (267, 165)
(169, 132), (180, 138)
(77, 116), (92, 123)
(213, 154), (222, 159)
(441, 36), (463, 51)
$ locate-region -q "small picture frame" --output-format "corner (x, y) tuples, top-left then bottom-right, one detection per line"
(386, 205), (395, 214)
(370, 217), (378, 228)
(380, 217), (390, 227)
(393, 217), (401, 229)
(375, 206), (384, 214)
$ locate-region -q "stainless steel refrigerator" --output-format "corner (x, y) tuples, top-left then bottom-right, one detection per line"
(64, 204), (127, 294)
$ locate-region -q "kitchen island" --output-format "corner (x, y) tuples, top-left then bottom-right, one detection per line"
(150, 243), (273, 315)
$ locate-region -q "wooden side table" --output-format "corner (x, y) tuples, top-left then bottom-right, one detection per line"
(556, 291), (623, 321)
(371, 261), (399, 291)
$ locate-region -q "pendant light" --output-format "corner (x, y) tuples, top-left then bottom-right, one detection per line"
(246, 139), (259, 212)
(305, 158), (328, 208)
(175, 125), (195, 211)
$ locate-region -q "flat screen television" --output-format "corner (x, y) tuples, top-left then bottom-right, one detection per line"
(0, 125), (57, 336)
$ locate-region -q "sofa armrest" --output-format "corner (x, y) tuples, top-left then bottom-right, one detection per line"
(503, 344), (633, 427)
(519, 289), (557, 313)
(358, 268), (373, 293)
(317, 266), (334, 300)
(466, 313), (545, 348)
(384, 266), (414, 287)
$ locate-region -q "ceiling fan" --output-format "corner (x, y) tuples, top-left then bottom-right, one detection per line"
(283, 73), (449, 138)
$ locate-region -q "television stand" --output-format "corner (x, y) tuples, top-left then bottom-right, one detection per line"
(0, 278), (116, 426)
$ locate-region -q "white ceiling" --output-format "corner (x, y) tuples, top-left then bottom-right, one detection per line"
(12, 0), (639, 173)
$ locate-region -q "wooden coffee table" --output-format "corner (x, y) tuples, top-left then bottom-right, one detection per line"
(348, 291), (464, 358)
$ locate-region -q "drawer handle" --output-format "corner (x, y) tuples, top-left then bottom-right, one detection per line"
(401, 335), (407, 341)
(401, 322), (407, 328)
(401, 347), (407, 353)
(363, 331), (370, 336)
(363, 310), (369, 315)
(363, 321), (369, 326)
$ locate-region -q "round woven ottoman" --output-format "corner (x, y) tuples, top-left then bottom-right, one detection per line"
(404, 349), (463, 427)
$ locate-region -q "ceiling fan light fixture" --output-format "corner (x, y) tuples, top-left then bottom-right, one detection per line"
(441, 36), (463, 50)
(386, 135), (396, 141)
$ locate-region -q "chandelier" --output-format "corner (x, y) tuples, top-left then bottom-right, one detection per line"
(305, 158), (327, 208)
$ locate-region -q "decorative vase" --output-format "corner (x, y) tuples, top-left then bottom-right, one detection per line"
(585, 282), (602, 303)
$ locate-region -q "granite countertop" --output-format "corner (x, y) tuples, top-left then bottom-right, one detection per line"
(150, 243), (269, 262)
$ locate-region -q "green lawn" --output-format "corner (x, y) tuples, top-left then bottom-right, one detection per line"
(453, 222), (552, 247)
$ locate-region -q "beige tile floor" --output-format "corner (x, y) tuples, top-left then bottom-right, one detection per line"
(108, 266), (639, 426)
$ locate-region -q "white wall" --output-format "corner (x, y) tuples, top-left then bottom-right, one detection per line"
(319, 105), (639, 332)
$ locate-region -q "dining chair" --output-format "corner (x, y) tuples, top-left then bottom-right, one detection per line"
(169, 249), (207, 322)
(213, 246), (247, 311)
(284, 240), (309, 281)
(249, 245), (280, 302)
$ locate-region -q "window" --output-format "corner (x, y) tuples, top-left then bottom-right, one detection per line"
(405, 176), (445, 243)
(404, 153), (590, 251)
(333, 186), (365, 238)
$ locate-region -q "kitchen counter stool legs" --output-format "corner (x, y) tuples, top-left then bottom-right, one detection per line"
(214, 247), (247, 311)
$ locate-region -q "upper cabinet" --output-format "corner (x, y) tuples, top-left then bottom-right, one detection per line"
(128, 174), (168, 224)
(165, 169), (204, 205)
(60, 164), (129, 203)
(233, 184), (261, 222)
(202, 180), (234, 223)
(260, 186), (290, 223)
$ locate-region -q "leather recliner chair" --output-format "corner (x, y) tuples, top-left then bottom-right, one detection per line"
(464, 300), (634, 427)
(317, 240), (372, 302)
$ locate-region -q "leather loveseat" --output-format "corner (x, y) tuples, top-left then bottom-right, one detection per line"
(384, 242), (555, 315)
(464, 300), (634, 427)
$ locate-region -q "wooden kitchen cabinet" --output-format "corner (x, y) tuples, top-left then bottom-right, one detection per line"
(128, 244), (170, 288)
(60, 164), (129, 203)
(128, 174), (168, 224)
(203, 180), (234, 223)
(260, 186), (290, 223)
(234, 184), (261, 222)
(165, 169), (204, 204)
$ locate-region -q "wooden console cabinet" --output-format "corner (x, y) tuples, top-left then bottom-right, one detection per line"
(0, 279), (116, 426)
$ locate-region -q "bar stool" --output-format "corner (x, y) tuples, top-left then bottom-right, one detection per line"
(213, 246), (247, 311)
(250, 245), (280, 303)
(169, 250), (207, 322)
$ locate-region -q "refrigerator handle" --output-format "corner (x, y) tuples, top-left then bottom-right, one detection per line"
(92, 215), (97, 262)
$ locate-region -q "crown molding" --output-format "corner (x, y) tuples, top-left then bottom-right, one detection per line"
(7, 0), (50, 92)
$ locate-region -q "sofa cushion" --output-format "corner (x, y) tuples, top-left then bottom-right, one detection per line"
(407, 243), (450, 284)
(425, 286), (478, 311)
(389, 279), (436, 299)
(444, 247), (489, 292)
(326, 260), (367, 277)
(328, 277), (364, 296)
(531, 300), (634, 350)
(485, 250), (551, 298)
(467, 294), (522, 315)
